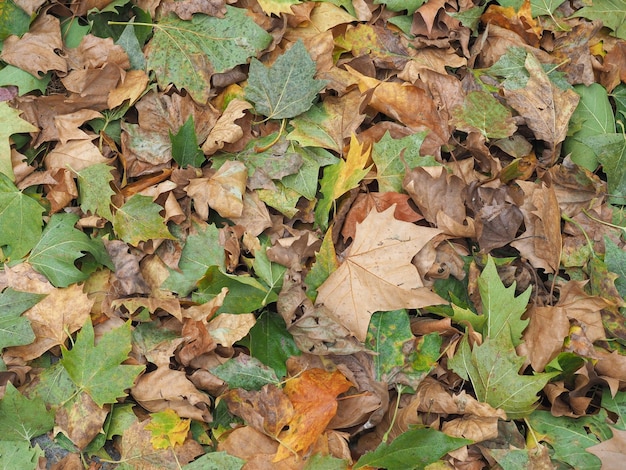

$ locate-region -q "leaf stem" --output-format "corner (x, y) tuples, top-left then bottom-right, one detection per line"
(382, 384), (405, 444)
(254, 119), (286, 153)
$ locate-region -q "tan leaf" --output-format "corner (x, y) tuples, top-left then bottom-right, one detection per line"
(523, 305), (570, 372)
(442, 415), (499, 442)
(207, 313), (255, 347)
(132, 367), (212, 422)
(5, 283), (93, 361)
(202, 99), (252, 155)
(159, 0), (225, 20)
(54, 110), (103, 145)
(504, 53), (579, 165)
(316, 206), (446, 341)
(206, 160), (247, 218)
(586, 428), (626, 468)
(55, 392), (109, 450)
(227, 190), (272, 236)
(45, 140), (110, 172)
(0, 14), (67, 76)
(108, 70), (150, 109)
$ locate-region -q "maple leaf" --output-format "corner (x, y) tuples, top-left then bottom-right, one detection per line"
(574, 0), (626, 40)
(274, 369), (352, 461)
(0, 383), (54, 442)
(145, 409), (191, 450)
(316, 206), (445, 341)
(27, 213), (113, 288)
(145, 7), (272, 103)
(0, 173), (44, 262)
(315, 134), (372, 230)
(76, 163), (115, 221)
(60, 318), (145, 407)
(257, 0), (301, 16)
(0, 288), (44, 350)
(245, 40), (326, 120)
(0, 101), (38, 180)
(587, 428), (626, 469)
(112, 194), (175, 246)
(451, 91), (517, 139)
(170, 115), (205, 168)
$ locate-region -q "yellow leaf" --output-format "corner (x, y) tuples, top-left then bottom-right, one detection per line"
(146, 409), (190, 450)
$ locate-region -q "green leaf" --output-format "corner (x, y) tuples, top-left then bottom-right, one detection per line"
(0, 288), (44, 349)
(372, 0), (426, 14)
(194, 266), (275, 313)
(28, 213), (113, 288)
(77, 163), (116, 221)
(281, 145), (338, 200)
(605, 236), (626, 299)
(574, 0), (626, 39)
(170, 115), (205, 168)
(0, 173), (45, 262)
(530, 0), (566, 17)
(371, 131), (438, 192)
(478, 256), (531, 345)
(449, 333), (555, 419)
(602, 388), (626, 430)
(146, 7), (272, 103)
(116, 20), (147, 70)
(0, 65), (50, 96)
(527, 410), (611, 469)
(112, 194), (174, 246)
(287, 102), (344, 152)
(210, 354), (279, 390)
(30, 362), (78, 408)
(0, 102), (38, 180)
(303, 454), (348, 470)
(304, 230), (338, 299)
(0, 441), (43, 470)
(452, 91), (517, 139)
(563, 83), (616, 171)
(182, 451), (244, 470)
(163, 223), (225, 296)
(257, 181), (301, 217)
(584, 133), (626, 205)
(365, 310), (414, 382)
(0, 0), (30, 40)
(354, 427), (471, 470)
(253, 243), (286, 300)
(246, 40), (326, 120)
(60, 319), (145, 407)
(242, 311), (300, 380)
(0, 383), (54, 441)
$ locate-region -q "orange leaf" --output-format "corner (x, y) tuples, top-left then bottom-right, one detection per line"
(274, 369), (352, 461)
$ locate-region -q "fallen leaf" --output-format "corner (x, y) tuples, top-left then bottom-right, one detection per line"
(316, 206), (445, 341)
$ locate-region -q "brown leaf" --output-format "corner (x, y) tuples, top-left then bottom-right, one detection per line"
(104, 240), (151, 296)
(159, 0), (225, 19)
(45, 140), (110, 172)
(108, 70), (150, 109)
(201, 99), (252, 155)
(316, 206), (446, 341)
(185, 161), (247, 219)
(0, 14), (67, 76)
(586, 428), (626, 467)
(207, 313), (255, 347)
(442, 415), (499, 442)
(55, 392), (109, 450)
(54, 110), (103, 145)
(481, 0), (542, 47)
(503, 53), (579, 165)
(523, 305), (570, 372)
(227, 190), (272, 236)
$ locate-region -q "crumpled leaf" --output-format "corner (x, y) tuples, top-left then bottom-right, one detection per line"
(245, 40), (326, 120)
(316, 205), (445, 341)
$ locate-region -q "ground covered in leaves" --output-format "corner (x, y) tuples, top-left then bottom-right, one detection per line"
(1, 0), (626, 468)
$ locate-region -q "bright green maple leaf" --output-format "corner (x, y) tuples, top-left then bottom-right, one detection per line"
(246, 40), (326, 120)
(354, 428), (471, 470)
(27, 213), (113, 288)
(0, 288), (44, 350)
(60, 318), (145, 407)
(170, 115), (205, 168)
(371, 131), (438, 192)
(449, 333), (555, 419)
(0, 65), (50, 96)
(162, 223), (225, 296)
(77, 163), (116, 221)
(0, 173), (44, 261)
(0, 383), (54, 441)
(0, 102), (38, 180)
(574, 0), (626, 39)
(451, 91), (517, 140)
(478, 256), (531, 345)
(112, 194), (174, 246)
(146, 7), (272, 103)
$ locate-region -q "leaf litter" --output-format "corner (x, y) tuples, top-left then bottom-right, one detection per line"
(1, 0), (626, 468)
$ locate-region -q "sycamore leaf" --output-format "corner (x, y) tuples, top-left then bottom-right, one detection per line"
(163, 223), (225, 296)
(530, 0), (566, 18)
(316, 206), (445, 341)
(451, 91), (517, 139)
(145, 409), (190, 450)
(365, 309), (414, 382)
(449, 333), (555, 419)
(170, 115), (205, 168)
(528, 410), (611, 469)
(0, 288), (45, 350)
(0, 0), (30, 40)
(373, 0), (426, 14)
(211, 354), (280, 390)
(587, 428), (626, 468)
(605, 237), (626, 299)
(584, 133), (626, 205)
(0, 440), (44, 470)
(253, 243), (287, 301)
(0, 64), (50, 96)
(281, 145), (338, 200)
(372, 131), (438, 193)
(245, 40), (326, 120)
(112, 194), (175, 246)
(354, 427), (471, 470)
(0, 93), (38, 180)
(275, 369), (352, 461)
(573, 0), (626, 39)
(60, 318), (145, 407)
(0, 171), (44, 262)
(182, 451), (245, 469)
(28, 213), (114, 288)
(145, 7), (272, 103)
(304, 229), (338, 299)
(77, 162), (115, 221)
(478, 256), (531, 345)
(257, 0), (301, 16)
(0, 382), (54, 441)
(315, 134), (372, 230)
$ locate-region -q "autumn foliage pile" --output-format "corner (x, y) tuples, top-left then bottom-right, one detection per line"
(2, 0), (626, 468)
